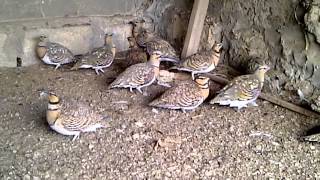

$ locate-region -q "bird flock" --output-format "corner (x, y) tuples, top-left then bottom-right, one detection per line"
(37, 19), (270, 140)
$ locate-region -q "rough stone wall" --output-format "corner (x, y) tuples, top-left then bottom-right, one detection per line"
(144, 0), (320, 112)
(0, 0), (145, 67)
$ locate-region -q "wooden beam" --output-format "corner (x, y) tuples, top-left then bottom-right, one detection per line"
(181, 0), (209, 58)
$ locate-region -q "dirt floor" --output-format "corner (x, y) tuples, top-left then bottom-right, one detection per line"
(1, 61), (320, 179)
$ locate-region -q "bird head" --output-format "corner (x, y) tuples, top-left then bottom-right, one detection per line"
(127, 37), (136, 47)
(212, 43), (223, 53)
(105, 33), (113, 44)
(256, 65), (270, 73)
(148, 51), (162, 66)
(255, 65), (270, 82)
(46, 92), (61, 125)
(38, 35), (48, 47)
(195, 75), (210, 88)
(48, 93), (60, 104)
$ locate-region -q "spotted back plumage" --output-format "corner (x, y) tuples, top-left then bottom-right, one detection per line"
(210, 65), (270, 109)
(149, 76), (210, 112)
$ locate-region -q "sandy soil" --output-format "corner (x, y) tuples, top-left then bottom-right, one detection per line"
(0, 62), (320, 179)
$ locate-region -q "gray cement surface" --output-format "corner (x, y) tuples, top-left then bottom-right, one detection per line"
(0, 61), (319, 179)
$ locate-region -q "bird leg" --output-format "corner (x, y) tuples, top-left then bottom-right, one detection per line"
(54, 64), (61, 70)
(129, 87), (133, 93)
(72, 133), (80, 141)
(248, 102), (258, 107)
(191, 72), (195, 80)
(137, 87), (144, 94)
(93, 67), (105, 75)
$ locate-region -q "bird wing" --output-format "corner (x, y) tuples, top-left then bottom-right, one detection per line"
(214, 74), (261, 102)
(146, 39), (178, 58)
(110, 63), (154, 87)
(181, 53), (212, 71)
(149, 80), (204, 108)
(47, 43), (74, 64)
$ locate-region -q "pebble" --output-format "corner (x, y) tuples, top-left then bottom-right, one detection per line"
(22, 174), (31, 180)
(89, 144), (94, 150)
(152, 108), (159, 114)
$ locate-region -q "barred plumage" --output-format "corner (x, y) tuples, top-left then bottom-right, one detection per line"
(108, 51), (162, 94)
(36, 35), (75, 69)
(173, 43), (223, 79)
(71, 34), (116, 75)
(46, 93), (106, 141)
(209, 65), (270, 110)
(149, 76), (210, 112)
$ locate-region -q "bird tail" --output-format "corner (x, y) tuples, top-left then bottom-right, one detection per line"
(159, 56), (180, 64)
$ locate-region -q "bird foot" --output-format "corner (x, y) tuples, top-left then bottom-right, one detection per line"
(54, 64), (61, 70)
(94, 67), (105, 75)
(248, 102), (258, 107)
(72, 133), (80, 141)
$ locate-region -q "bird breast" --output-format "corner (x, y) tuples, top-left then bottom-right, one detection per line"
(36, 46), (47, 58)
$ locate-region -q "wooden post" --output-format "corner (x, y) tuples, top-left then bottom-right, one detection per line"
(181, 0), (209, 58)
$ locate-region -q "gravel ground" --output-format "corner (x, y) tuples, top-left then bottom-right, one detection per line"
(0, 63), (320, 179)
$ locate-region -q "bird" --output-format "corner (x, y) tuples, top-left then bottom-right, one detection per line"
(149, 76), (210, 113)
(129, 19), (160, 46)
(108, 51), (162, 94)
(172, 42), (223, 80)
(301, 133), (320, 143)
(126, 36), (148, 66)
(46, 93), (107, 141)
(36, 35), (75, 69)
(140, 30), (180, 63)
(129, 20), (179, 63)
(71, 33), (116, 75)
(209, 65), (270, 110)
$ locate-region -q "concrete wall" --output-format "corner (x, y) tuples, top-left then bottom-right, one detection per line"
(0, 0), (144, 67)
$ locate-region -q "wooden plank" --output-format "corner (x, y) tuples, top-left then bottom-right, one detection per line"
(181, 0), (209, 58)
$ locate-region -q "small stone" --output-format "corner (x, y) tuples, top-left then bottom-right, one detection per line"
(132, 133), (140, 139)
(33, 176), (41, 180)
(23, 174), (31, 180)
(89, 144), (94, 150)
(135, 121), (144, 127)
(152, 108), (159, 114)
(15, 112), (19, 117)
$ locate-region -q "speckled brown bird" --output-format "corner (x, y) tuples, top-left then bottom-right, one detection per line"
(139, 30), (180, 63)
(149, 76), (210, 112)
(126, 36), (148, 66)
(172, 42), (223, 80)
(46, 93), (107, 141)
(209, 65), (270, 110)
(36, 35), (75, 69)
(108, 51), (162, 94)
(71, 33), (116, 75)
(130, 20), (179, 63)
